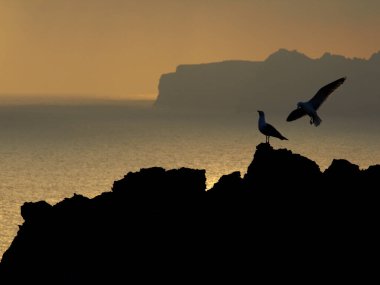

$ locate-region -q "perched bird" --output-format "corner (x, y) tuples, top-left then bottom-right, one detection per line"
(286, 77), (346, 126)
(258, 110), (288, 144)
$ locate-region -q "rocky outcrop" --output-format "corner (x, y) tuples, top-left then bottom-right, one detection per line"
(1, 143), (379, 283)
(154, 49), (380, 115)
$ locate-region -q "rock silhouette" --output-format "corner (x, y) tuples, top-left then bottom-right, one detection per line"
(1, 143), (379, 283)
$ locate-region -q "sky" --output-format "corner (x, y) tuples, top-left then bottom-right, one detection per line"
(0, 0), (379, 101)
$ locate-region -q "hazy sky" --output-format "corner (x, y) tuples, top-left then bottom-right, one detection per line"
(0, 0), (379, 100)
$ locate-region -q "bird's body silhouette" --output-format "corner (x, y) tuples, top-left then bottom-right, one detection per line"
(258, 110), (288, 144)
(286, 77), (347, 126)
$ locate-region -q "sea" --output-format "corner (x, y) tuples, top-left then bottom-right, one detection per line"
(1, 100), (380, 259)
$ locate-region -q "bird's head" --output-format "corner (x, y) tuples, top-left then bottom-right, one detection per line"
(297, 102), (303, 108)
(257, 110), (264, 116)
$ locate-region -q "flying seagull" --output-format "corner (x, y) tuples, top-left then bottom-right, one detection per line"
(258, 110), (288, 144)
(286, 76), (347, 126)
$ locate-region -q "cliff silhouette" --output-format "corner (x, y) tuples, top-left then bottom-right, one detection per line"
(0, 143), (379, 283)
(155, 49), (380, 116)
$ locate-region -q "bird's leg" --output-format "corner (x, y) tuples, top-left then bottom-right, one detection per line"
(309, 117), (313, 125)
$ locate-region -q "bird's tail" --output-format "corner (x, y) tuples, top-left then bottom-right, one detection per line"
(280, 136), (288, 140)
(313, 115), (322, 127)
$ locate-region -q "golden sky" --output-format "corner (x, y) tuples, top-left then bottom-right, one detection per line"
(0, 0), (379, 101)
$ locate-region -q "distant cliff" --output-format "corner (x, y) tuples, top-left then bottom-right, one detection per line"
(155, 49), (380, 115)
(1, 143), (379, 283)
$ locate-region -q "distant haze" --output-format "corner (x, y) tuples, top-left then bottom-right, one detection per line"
(0, 0), (380, 102)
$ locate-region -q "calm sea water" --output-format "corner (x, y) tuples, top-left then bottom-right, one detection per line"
(1, 102), (380, 259)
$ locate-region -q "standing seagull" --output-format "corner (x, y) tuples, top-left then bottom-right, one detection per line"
(286, 77), (346, 126)
(258, 110), (288, 144)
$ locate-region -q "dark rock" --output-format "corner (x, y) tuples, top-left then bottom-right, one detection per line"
(21, 200), (52, 222)
(1, 144), (379, 283)
(208, 171), (243, 195)
(323, 159), (361, 191)
(244, 143), (322, 191)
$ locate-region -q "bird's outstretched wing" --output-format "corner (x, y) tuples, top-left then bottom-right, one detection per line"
(286, 108), (307, 122)
(308, 77), (346, 110)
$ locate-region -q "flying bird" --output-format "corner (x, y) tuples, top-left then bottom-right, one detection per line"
(258, 110), (288, 144)
(286, 77), (347, 126)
